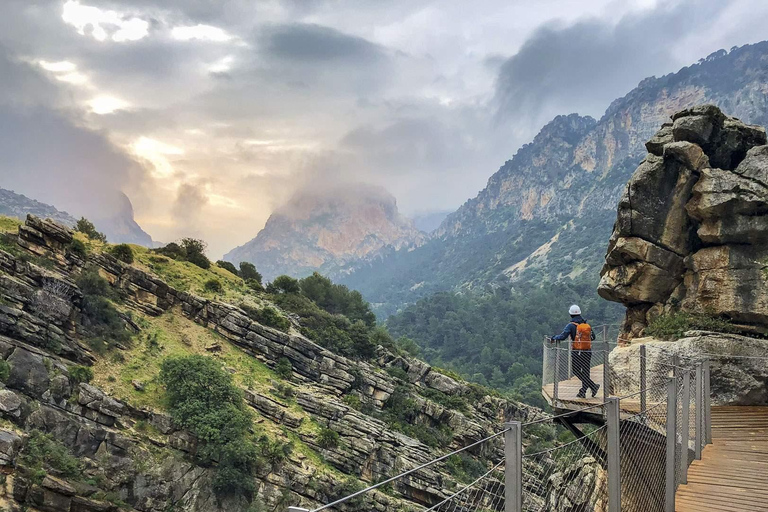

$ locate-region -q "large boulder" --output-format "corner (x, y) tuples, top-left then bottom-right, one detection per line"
(599, 105), (768, 337)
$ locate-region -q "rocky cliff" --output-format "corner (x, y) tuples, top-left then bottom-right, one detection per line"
(598, 105), (768, 338)
(224, 183), (425, 281)
(342, 41), (768, 317)
(0, 214), (536, 512)
(0, 188), (77, 229)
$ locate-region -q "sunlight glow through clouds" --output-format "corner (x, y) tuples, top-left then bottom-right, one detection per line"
(172, 25), (234, 42)
(89, 96), (129, 114)
(37, 59), (89, 84)
(62, 1), (149, 42)
(132, 137), (184, 178)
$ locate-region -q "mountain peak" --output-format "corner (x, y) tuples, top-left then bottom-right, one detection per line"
(224, 183), (425, 280)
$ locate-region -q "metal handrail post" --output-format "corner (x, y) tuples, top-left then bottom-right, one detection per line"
(665, 377), (678, 512)
(606, 397), (621, 512)
(695, 363), (703, 460)
(704, 359), (712, 445)
(505, 422), (522, 512)
(603, 325), (610, 397)
(680, 369), (691, 483)
(554, 347), (561, 403)
(640, 344), (647, 422)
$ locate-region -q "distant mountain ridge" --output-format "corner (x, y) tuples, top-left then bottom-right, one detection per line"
(0, 187), (153, 246)
(224, 183), (426, 281)
(340, 41), (768, 317)
(0, 188), (77, 227)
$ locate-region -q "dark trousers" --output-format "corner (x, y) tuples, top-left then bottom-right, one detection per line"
(572, 349), (598, 395)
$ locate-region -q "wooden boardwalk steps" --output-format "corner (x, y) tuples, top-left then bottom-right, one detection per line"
(676, 406), (768, 512)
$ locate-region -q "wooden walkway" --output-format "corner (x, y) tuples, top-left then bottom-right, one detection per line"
(676, 406), (768, 512)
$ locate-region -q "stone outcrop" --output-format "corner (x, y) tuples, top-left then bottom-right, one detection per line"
(599, 105), (768, 337)
(610, 332), (768, 405)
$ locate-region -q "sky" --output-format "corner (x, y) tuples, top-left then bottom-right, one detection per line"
(0, 0), (767, 258)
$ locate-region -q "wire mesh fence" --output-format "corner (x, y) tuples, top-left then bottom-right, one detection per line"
(293, 342), (717, 512)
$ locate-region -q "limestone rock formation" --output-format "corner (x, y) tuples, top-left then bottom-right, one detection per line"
(598, 105), (768, 337)
(0, 214), (541, 512)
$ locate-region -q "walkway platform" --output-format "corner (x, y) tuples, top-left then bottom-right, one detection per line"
(676, 406), (768, 512)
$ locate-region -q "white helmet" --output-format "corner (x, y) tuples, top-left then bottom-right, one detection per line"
(569, 304), (581, 316)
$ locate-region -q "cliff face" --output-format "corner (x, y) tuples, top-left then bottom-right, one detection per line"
(0, 188), (77, 228)
(342, 41), (768, 315)
(598, 105), (768, 337)
(0, 215), (534, 512)
(224, 183), (425, 281)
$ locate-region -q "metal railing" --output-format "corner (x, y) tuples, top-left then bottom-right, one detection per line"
(288, 344), (720, 512)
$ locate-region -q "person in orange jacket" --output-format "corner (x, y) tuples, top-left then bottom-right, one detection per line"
(550, 305), (599, 398)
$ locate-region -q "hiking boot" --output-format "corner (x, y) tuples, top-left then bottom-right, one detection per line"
(592, 385), (600, 398)
(576, 391), (586, 399)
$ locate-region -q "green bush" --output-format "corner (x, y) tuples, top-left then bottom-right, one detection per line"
(154, 242), (184, 259)
(20, 430), (82, 480)
(75, 269), (131, 352)
(266, 275), (300, 294)
(75, 218), (106, 243)
(299, 272), (376, 327)
(180, 238), (210, 269)
(109, 244), (134, 264)
(159, 355), (260, 498)
(317, 427), (340, 449)
(69, 365), (94, 384)
(204, 279), (223, 293)
(646, 312), (738, 340)
(342, 394), (361, 410)
(0, 360), (9, 383)
(245, 279), (265, 293)
(240, 304), (291, 332)
(216, 260), (239, 276)
(445, 453), (488, 484)
(275, 357), (292, 379)
(239, 262), (262, 284)
(67, 239), (88, 260)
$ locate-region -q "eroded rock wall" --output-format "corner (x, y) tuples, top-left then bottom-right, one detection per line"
(598, 105), (768, 337)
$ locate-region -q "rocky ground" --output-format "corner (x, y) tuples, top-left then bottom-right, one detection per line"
(0, 215), (540, 512)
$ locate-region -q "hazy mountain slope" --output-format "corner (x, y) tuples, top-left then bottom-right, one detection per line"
(0, 187), (77, 227)
(342, 41), (768, 317)
(224, 183), (425, 281)
(0, 187), (153, 246)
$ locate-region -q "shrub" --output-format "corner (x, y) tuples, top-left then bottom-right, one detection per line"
(445, 453), (488, 484)
(154, 242), (184, 259)
(239, 262), (262, 284)
(245, 279), (265, 293)
(299, 272), (376, 327)
(75, 218), (107, 243)
(257, 435), (293, 467)
(67, 239), (87, 260)
(317, 427), (340, 449)
(109, 244), (134, 264)
(275, 357), (292, 379)
(240, 304), (290, 332)
(216, 260), (239, 276)
(180, 238), (210, 269)
(266, 275), (300, 294)
(75, 269), (131, 352)
(0, 360), (9, 383)
(204, 279), (223, 293)
(76, 268), (110, 297)
(159, 355), (260, 498)
(69, 365), (94, 384)
(342, 394), (361, 410)
(20, 430), (82, 479)
(646, 312), (738, 340)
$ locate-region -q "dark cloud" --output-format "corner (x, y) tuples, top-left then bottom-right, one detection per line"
(494, 0), (731, 128)
(0, 45), (146, 225)
(261, 23), (384, 63)
(171, 182), (208, 234)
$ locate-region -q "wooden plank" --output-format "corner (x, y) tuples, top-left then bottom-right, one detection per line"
(677, 406), (768, 511)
